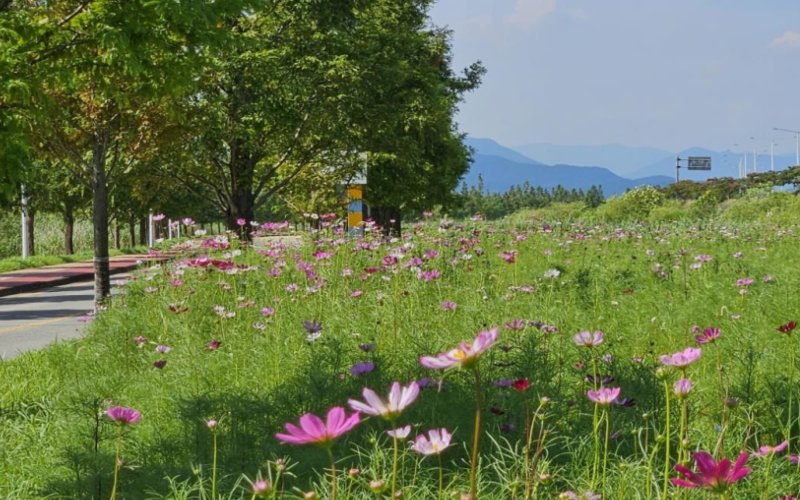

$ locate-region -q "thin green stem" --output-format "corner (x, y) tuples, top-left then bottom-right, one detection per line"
(438, 454), (444, 500)
(788, 339), (796, 449)
(469, 369), (483, 499)
(109, 426), (123, 500)
(602, 409), (610, 495)
(391, 435), (400, 497)
(211, 429), (218, 500)
(663, 381), (672, 497)
(327, 447), (337, 500)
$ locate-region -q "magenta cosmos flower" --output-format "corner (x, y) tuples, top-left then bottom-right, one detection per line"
(348, 382), (419, 421)
(660, 347), (701, 368)
(587, 387), (621, 406)
(275, 407), (360, 447)
(573, 330), (604, 348)
(419, 328), (499, 370)
(411, 428), (453, 456)
(106, 406), (141, 425)
(672, 451), (750, 493)
(752, 440), (789, 458)
(695, 327), (720, 345)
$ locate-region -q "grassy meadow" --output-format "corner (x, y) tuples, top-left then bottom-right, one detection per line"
(1, 199), (800, 499)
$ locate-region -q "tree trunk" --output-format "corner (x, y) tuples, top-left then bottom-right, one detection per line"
(128, 214), (136, 248)
(139, 217), (147, 246)
(24, 209), (35, 256)
(63, 203), (74, 255)
(114, 219), (121, 249)
(92, 139), (111, 305)
(372, 206), (402, 237)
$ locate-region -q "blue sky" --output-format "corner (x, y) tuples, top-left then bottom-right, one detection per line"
(428, 0), (800, 154)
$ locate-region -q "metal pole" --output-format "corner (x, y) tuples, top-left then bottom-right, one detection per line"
(148, 211), (154, 248)
(675, 156), (681, 183)
(771, 142), (775, 171)
(20, 184), (29, 259)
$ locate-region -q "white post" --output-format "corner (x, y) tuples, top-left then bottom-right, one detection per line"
(796, 133), (800, 166)
(168, 219), (173, 239)
(148, 211), (154, 248)
(20, 184), (29, 259)
(177, 222), (181, 239)
(771, 143), (775, 171)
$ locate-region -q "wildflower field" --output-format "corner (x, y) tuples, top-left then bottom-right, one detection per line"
(2, 213), (800, 499)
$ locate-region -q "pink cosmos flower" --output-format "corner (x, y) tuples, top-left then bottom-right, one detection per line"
(387, 425), (411, 439)
(106, 406), (141, 425)
(736, 277), (754, 287)
(695, 327), (720, 345)
(673, 378), (693, 398)
(348, 382), (419, 421)
(441, 300), (457, 311)
(587, 387), (621, 406)
(752, 440), (789, 458)
(660, 347), (701, 368)
(573, 330), (604, 348)
(671, 451), (751, 493)
(411, 428), (453, 456)
(275, 407), (360, 447)
(419, 328), (499, 370)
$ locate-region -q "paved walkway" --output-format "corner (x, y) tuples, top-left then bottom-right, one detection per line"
(0, 254), (168, 297)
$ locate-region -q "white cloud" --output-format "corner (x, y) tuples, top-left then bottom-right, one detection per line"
(505, 0), (557, 30)
(771, 31), (800, 48)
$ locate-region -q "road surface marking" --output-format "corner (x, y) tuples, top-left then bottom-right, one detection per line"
(0, 314), (84, 336)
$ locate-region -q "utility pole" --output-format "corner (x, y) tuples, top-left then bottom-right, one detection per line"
(675, 156), (683, 183)
(774, 127), (800, 166)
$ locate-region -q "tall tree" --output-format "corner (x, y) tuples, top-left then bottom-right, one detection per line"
(29, 0), (247, 303)
(349, 2), (485, 234)
(168, 2), (365, 235)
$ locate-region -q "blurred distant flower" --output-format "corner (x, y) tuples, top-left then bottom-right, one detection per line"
(500, 251), (516, 264)
(695, 327), (720, 345)
(441, 300), (457, 311)
(411, 428), (453, 456)
(349, 361), (375, 376)
(155, 344), (171, 354)
(573, 330), (604, 348)
(779, 321), (797, 334)
(752, 440), (788, 458)
(106, 406), (141, 425)
(673, 378), (693, 398)
(512, 378), (531, 392)
(504, 319), (526, 331)
(387, 425), (411, 439)
(207, 339), (221, 350)
(660, 347), (701, 369)
(303, 320), (322, 334)
(587, 387), (620, 406)
(420, 328), (498, 370)
(153, 359), (167, 369)
(543, 268), (560, 279)
(736, 277), (754, 287)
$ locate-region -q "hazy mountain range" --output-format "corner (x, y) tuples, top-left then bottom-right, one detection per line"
(463, 137), (798, 196)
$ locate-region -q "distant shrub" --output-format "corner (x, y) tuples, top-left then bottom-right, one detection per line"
(595, 186), (665, 222)
(719, 189), (800, 225)
(504, 202), (588, 225)
(648, 200), (692, 223)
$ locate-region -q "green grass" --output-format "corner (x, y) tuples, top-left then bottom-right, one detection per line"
(1, 204), (800, 498)
(0, 247), (150, 273)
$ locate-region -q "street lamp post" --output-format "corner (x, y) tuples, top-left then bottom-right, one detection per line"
(774, 127), (800, 167)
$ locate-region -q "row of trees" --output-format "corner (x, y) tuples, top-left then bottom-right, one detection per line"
(451, 175), (605, 219)
(0, 0), (484, 302)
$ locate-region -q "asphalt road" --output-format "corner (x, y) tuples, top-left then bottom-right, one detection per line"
(0, 277), (128, 360)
